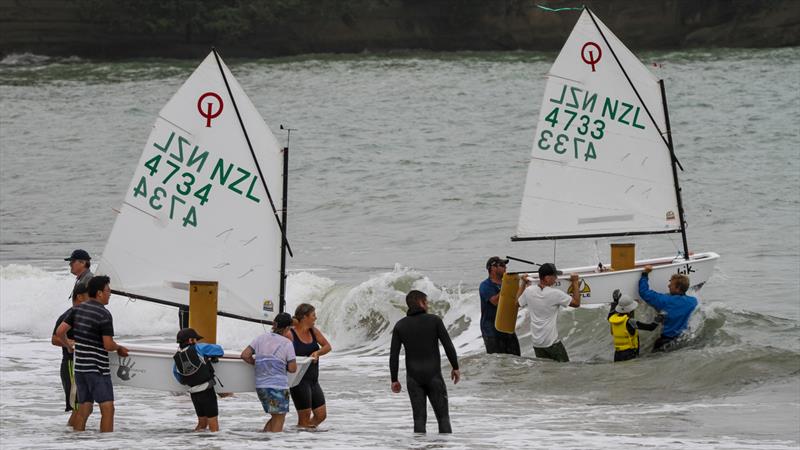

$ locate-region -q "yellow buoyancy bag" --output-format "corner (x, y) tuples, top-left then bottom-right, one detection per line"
(608, 313), (639, 351)
(494, 273), (520, 334)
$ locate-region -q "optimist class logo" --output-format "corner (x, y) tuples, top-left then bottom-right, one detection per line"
(581, 42), (602, 72)
(197, 92), (223, 127)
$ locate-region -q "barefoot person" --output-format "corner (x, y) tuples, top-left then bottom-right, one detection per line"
(289, 303), (332, 428)
(51, 284), (89, 427)
(173, 328), (224, 432)
(241, 312), (297, 432)
(55, 275), (128, 432)
(390, 290), (460, 434)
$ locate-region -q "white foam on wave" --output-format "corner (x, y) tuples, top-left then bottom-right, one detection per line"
(0, 263), (486, 356)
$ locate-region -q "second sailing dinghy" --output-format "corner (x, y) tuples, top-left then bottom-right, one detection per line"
(98, 50), (308, 392)
(510, 8), (719, 304)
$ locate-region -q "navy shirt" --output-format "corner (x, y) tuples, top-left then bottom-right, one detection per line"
(479, 277), (502, 337)
(64, 299), (114, 376)
(52, 307), (75, 360)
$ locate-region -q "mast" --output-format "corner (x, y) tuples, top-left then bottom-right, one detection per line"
(279, 133), (290, 314)
(660, 79), (690, 259)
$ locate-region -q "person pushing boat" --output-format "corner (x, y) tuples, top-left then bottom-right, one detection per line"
(639, 265), (698, 351)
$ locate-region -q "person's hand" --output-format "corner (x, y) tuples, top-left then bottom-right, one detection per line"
(310, 351), (319, 362)
(643, 265), (653, 274)
(569, 273), (579, 282)
(612, 289), (622, 302)
(117, 345), (129, 357)
(391, 381), (402, 393)
(451, 369), (460, 385)
(654, 313), (665, 324)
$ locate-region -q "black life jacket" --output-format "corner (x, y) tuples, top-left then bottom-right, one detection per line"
(173, 345), (214, 387)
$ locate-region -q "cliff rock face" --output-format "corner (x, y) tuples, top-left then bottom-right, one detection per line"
(1, 0), (797, 58)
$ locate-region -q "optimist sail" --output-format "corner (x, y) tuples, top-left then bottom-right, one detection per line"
(98, 51), (285, 321)
(514, 9), (681, 241)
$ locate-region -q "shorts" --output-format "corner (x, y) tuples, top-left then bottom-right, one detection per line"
(190, 387), (219, 418)
(75, 372), (114, 404)
(290, 380), (326, 410)
(256, 387), (289, 414)
(533, 341), (570, 362)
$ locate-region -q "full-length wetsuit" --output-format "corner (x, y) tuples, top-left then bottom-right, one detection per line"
(390, 305), (459, 433)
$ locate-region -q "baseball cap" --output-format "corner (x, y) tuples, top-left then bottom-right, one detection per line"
(273, 312), (293, 328)
(176, 328), (203, 343)
(486, 256), (509, 270)
(64, 249), (91, 261)
(538, 263), (563, 278)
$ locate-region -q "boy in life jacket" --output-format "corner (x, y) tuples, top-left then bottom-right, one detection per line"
(172, 328), (224, 431)
(607, 290), (662, 362)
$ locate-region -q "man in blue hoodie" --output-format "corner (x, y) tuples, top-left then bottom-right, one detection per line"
(638, 265), (698, 351)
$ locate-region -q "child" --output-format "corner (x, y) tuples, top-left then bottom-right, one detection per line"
(240, 313), (297, 432)
(608, 290), (662, 362)
(173, 328), (224, 431)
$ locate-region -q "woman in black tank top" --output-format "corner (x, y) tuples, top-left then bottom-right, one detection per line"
(289, 303), (332, 428)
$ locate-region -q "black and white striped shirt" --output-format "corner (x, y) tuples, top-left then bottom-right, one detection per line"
(64, 299), (114, 376)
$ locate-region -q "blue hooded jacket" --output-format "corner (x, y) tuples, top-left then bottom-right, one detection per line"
(638, 274), (698, 338)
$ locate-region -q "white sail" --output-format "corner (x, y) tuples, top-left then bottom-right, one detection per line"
(515, 9), (680, 240)
(98, 51), (284, 321)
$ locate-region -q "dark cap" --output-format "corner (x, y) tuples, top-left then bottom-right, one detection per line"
(538, 263), (563, 278)
(273, 312), (293, 328)
(176, 328), (203, 343)
(486, 256), (509, 270)
(64, 249), (91, 261)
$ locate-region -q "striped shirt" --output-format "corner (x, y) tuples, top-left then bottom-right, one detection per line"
(64, 299), (114, 375)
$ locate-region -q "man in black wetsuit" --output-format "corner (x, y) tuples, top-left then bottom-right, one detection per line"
(390, 290), (460, 433)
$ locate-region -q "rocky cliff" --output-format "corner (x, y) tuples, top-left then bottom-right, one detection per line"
(1, 0), (797, 59)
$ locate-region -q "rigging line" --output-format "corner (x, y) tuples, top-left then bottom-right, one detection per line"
(211, 48), (293, 257)
(584, 8), (682, 170)
(529, 155), (679, 184)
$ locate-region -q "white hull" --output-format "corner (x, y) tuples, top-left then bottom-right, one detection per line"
(109, 344), (311, 393)
(520, 252), (719, 305)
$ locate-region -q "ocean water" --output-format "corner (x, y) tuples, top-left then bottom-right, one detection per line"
(1, 47), (799, 449)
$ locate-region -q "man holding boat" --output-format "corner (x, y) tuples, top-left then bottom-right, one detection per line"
(639, 265), (698, 351)
(516, 263), (581, 362)
(478, 256), (521, 355)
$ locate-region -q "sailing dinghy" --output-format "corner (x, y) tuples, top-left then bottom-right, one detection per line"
(511, 8), (719, 304)
(98, 50), (309, 391)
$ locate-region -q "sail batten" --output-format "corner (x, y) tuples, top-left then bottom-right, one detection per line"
(515, 9), (681, 241)
(98, 52), (284, 322)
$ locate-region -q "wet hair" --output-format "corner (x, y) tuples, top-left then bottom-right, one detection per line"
(294, 303), (316, 321)
(406, 290), (427, 309)
(87, 275), (110, 298)
(670, 274), (690, 294)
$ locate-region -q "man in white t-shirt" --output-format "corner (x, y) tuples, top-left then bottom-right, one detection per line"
(516, 263), (581, 362)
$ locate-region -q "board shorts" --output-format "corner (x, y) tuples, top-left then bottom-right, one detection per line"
(190, 387), (219, 418)
(290, 379), (326, 410)
(256, 387), (290, 414)
(75, 372), (114, 404)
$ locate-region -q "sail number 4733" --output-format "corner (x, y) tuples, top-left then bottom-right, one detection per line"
(538, 130), (597, 162)
(537, 106), (604, 162)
